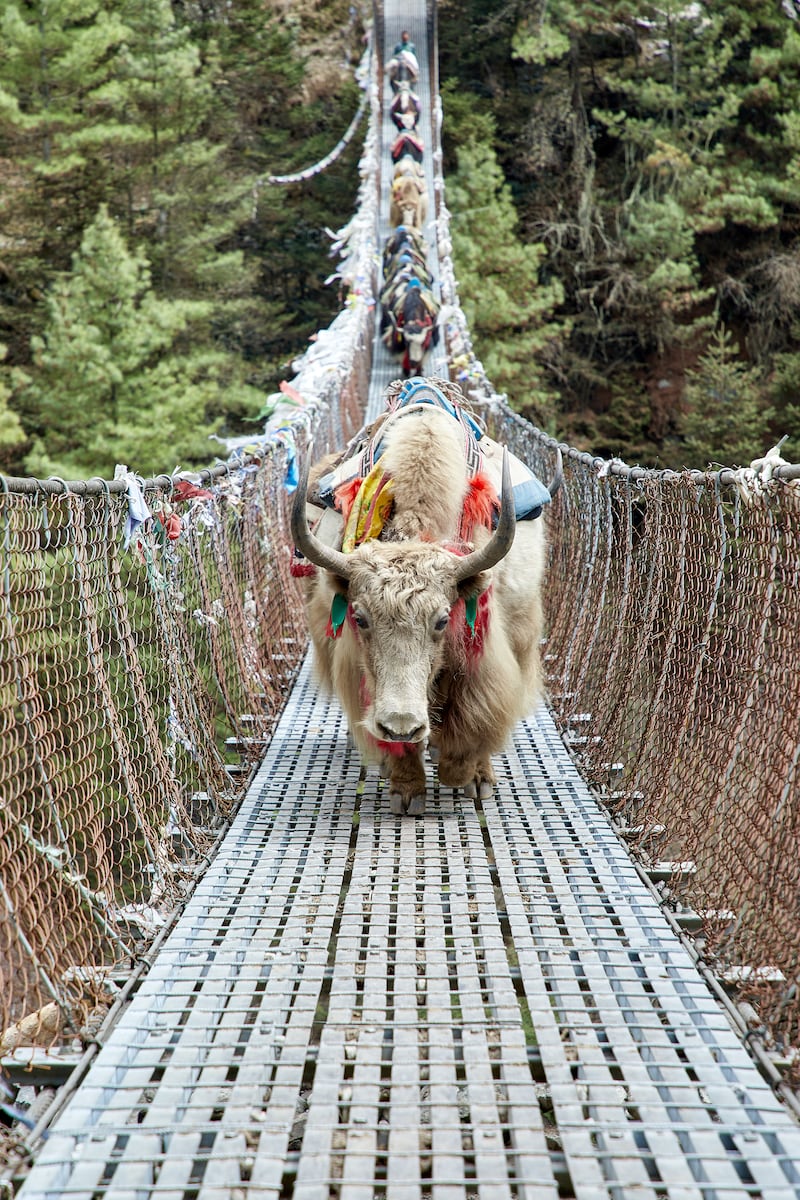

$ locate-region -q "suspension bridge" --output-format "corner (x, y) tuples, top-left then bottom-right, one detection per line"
(2, 2), (800, 1196)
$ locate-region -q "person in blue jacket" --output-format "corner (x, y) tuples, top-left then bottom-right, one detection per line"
(393, 30), (416, 56)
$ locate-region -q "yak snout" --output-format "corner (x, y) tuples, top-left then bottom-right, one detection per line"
(375, 711), (428, 743)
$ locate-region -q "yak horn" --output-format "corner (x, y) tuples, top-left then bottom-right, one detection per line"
(453, 448), (515, 583)
(291, 453), (354, 580)
(548, 446), (564, 498)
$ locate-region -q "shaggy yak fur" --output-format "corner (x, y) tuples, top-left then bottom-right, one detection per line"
(391, 85), (421, 130)
(292, 404), (548, 815)
(395, 285), (439, 375)
(390, 175), (428, 230)
(391, 131), (424, 164)
(382, 226), (427, 271)
(392, 155), (425, 186)
(386, 50), (419, 93)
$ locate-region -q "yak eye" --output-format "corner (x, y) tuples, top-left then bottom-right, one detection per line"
(433, 612), (449, 633)
(353, 611), (370, 630)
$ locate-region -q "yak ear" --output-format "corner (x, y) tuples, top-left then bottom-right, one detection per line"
(330, 574), (350, 597)
(455, 569), (491, 602)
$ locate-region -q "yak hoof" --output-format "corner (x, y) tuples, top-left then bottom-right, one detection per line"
(388, 791), (426, 816)
(462, 779), (494, 801)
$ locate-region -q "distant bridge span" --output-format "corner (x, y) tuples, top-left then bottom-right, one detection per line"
(3, 2), (800, 1197)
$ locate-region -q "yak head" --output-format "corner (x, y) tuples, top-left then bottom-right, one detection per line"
(401, 285), (435, 369)
(403, 323), (431, 371)
(292, 451), (515, 747)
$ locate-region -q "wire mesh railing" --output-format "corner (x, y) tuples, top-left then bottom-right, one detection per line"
(0, 33), (378, 1093)
(540, 442), (800, 1058)
(0, 419), (316, 1051)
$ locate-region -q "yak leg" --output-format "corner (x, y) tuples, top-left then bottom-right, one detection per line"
(462, 755), (496, 800)
(438, 750), (496, 801)
(385, 747), (427, 816)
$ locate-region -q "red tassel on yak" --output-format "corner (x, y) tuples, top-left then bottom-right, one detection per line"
(460, 472), (498, 540)
(290, 552), (317, 578)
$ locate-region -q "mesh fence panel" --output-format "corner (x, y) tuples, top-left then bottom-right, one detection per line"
(475, 416), (800, 1064)
(0, 371), (367, 1058)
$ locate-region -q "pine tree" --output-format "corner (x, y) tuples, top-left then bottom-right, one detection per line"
(17, 205), (234, 479)
(0, 0), (132, 362)
(0, 1), (128, 129)
(0, 0), (255, 310)
(0, 346), (26, 466)
(446, 128), (565, 423)
(0, 0), (130, 241)
(107, 0), (254, 300)
(680, 326), (773, 469)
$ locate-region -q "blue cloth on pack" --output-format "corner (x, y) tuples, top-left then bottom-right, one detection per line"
(392, 380), (551, 520)
(511, 475), (550, 522)
(394, 377), (484, 440)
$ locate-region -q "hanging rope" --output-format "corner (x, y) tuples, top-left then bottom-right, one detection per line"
(258, 41), (371, 187)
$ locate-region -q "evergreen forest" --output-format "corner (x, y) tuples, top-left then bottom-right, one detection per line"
(439, 0), (800, 468)
(2, 0), (800, 476)
(0, 0), (366, 479)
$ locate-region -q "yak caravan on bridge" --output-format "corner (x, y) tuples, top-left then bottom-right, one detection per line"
(380, 40), (440, 377)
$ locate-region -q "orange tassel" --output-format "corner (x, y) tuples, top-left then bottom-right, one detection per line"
(334, 477), (363, 523)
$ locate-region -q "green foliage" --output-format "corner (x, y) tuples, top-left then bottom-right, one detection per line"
(510, 1), (640, 66)
(0, 0), (367, 478)
(763, 350), (800, 463)
(512, 20), (570, 67)
(0, 0), (130, 259)
(439, 0), (800, 464)
(439, 79), (495, 162)
(608, 194), (716, 354)
(0, 346), (26, 458)
(18, 205), (227, 478)
(680, 327), (773, 469)
(445, 127), (565, 421)
(622, 194), (696, 282)
(111, 0), (252, 297)
(589, 371), (662, 463)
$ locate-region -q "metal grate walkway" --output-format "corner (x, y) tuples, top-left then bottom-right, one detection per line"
(18, 659), (800, 1197)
